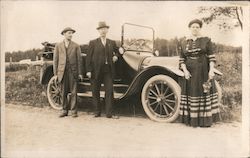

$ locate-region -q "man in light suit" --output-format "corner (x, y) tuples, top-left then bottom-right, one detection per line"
(53, 27), (83, 118)
(86, 21), (120, 119)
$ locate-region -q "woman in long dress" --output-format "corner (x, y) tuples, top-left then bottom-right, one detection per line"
(179, 19), (220, 127)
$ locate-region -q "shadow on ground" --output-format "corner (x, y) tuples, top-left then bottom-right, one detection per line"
(77, 94), (147, 118)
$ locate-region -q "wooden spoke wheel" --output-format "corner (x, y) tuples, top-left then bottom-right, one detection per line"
(141, 75), (181, 123)
(47, 76), (63, 110)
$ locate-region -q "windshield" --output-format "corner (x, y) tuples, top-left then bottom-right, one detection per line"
(122, 23), (154, 52)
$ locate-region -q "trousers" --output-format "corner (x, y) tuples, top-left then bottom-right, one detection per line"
(61, 65), (78, 114)
(91, 64), (114, 116)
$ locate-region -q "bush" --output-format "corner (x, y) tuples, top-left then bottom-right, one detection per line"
(219, 105), (241, 122)
(5, 64), (28, 72)
(216, 51), (242, 106)
(5, 69), (48, 107)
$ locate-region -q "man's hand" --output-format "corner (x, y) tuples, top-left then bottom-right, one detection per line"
(86, 72), (91, 79)
(78, 75), (83, 81)
(112, 56), (118, 63)
(183, 69), (192, 80)
(119, 47), (124, 55)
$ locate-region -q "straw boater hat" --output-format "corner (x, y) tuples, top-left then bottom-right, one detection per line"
(61, 27), (76, 35)
(96, 21), (110, 30)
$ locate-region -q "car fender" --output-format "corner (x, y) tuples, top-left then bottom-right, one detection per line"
(118, 65), (182, 99)
(40, 64), (53, 85)
(142, 65), (184, 77)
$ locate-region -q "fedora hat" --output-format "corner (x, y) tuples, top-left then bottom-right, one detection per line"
(96, 21), (110, 30)
(61, 27), (76, 35)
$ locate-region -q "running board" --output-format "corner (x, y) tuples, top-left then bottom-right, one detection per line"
(77, 91), (124, 99)
(78, 82), (129, 88)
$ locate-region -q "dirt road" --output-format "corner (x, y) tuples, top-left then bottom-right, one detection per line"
(2, 103), (245, 157)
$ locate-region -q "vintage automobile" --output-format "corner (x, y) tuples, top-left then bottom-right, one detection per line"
(39, 23), (222, 122)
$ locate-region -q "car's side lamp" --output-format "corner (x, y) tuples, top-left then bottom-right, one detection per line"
(119, 47), (124, 55)
(154, 50), (159, 56)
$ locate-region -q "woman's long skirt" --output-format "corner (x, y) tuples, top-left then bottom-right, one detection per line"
(179, 56), (220, 127)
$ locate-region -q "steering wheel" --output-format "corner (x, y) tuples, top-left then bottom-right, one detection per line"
(128, 39), (146, 47)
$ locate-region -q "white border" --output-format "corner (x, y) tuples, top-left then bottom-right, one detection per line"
(0, 0), (6, 157)
(241, 4), (250, 157)
(0, 1), (249, 157)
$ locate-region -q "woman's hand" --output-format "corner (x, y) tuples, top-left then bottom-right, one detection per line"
(86, 72), (91, 79)
(209, 68), (215, 79)
(183, 69), (192, 80)
(180, 63), (191, 80)
(209, 61), (216, 79)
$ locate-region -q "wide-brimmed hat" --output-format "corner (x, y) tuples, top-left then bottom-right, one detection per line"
(61, 27), (76, 35)
(188, 19), (203, 28)
(96, 21), (110, 30)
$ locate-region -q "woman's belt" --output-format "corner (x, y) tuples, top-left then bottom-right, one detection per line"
(186, 54), (203, 59)
(187, 56), (200, 59)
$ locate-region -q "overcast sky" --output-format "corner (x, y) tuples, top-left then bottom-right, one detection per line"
(1, 1), (246, 53)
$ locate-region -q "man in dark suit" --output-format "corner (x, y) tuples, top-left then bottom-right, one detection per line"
(53, 27), (83, 118)
(86, 21), (120, 119)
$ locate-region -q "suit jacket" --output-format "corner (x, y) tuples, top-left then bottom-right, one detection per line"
(86, 38), (120, 79)
(53, 41), (83, 82)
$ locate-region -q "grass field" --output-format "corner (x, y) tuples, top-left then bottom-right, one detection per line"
(5, 67), (48, 107)
(5, 51), (242, 122)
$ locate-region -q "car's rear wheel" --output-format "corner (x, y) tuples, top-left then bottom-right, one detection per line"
(141, 75), (181, 123)
(47, 76), (63, 110)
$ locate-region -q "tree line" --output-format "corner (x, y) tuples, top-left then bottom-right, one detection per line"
(154, 37), (242, 56)
(5, 38), (242, 62)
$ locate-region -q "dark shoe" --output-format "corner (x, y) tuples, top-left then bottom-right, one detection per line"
(106, 115), (119, 119)
(72, 113), (78, 118)
(94, 113), (101, 117)
(59, 113), (68, 118)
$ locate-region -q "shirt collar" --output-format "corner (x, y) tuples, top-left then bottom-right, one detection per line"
(63, 39), (71, 47)
(186, 34), (203, 41)
(100, 37), (106, 41)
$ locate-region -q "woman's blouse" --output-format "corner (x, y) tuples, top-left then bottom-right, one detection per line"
(179, 36), (216, 65)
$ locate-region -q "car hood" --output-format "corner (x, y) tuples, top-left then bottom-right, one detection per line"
(122, 51), (153, 71)
(142, 56), (184, 76)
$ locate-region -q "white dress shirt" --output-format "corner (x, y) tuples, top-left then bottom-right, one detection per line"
(64, 40), (70, 48)
(101, 37), (106, 46)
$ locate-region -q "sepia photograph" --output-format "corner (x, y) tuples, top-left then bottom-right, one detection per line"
(1, 1), (250, 157)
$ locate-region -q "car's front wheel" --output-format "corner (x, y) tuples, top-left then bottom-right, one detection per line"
(47, 76), (63, 110)
(141, 75), (181, 123)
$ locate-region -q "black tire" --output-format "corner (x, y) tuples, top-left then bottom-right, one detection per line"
(47, 76), (63, 110)
(141, 75), (181, 123)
